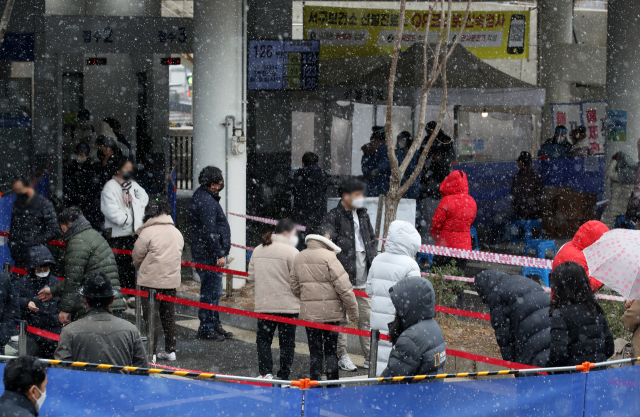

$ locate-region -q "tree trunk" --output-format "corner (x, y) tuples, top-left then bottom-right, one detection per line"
(0, 0), (16, 47)
(383, 183), (402, 239)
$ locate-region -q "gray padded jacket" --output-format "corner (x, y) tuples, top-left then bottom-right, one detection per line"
(381, 276), (446, 380)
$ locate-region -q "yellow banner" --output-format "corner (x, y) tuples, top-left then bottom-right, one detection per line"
(303, 6), (530, 60)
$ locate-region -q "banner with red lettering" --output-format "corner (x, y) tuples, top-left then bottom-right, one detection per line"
(550, 101), (606, 155)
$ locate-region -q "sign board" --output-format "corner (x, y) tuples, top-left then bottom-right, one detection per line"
(248, 40), (319, 90)
(608, 110), (627, 142)
(44, 16), (193, 53)
(551, 101), (607, 154)
(303, 6), (530, 60)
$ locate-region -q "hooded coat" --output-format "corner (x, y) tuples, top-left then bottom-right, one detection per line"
(380, 276), (446, 379)
(51, 215), (125, 316)
(366, 220), (422, 373)
(475, 270), (551, 367)
(291, 235), (358, 323)
(601, 155), (636, 228)
(189, 186), (231, 260)
(14, 246), (62, 336)
(431, 170), (477, 249)
(551, 220), (609, 291)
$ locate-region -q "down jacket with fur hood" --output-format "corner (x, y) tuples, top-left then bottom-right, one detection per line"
(551, 220), (609, 292)
(366, 220), (421, 374)
(475, 270), (551, 367)
(431, 170), (477, 250)
(291, 234), (358, 323)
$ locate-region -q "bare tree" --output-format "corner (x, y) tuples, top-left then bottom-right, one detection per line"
(382, 0), (472, 237)
(0, 0), (16, 47)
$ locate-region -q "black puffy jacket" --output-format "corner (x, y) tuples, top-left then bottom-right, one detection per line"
(290, 165), (327, 229)
(381, 276), (446, 379)
(548, 303), (615, 367)
(0, 271), (20, 347)
(8, 193), (60, 265)
(14, 272), (62, 336)
(475, 270), (551, 367)
(322, 201), (377, 286)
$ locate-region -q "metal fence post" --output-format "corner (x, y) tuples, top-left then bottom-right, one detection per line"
(18, 320), (27, 356)
(135, 285), (144, 339)
(3, 262), (10, 277)
(225, 273), (233, 299)
(147, 289), (156, 363)
(368, 329), (379, 378)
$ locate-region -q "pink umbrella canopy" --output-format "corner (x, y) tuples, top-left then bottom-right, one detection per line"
(582, 229), (640, 300)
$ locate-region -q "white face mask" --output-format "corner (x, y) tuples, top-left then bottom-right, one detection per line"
(290, 235), (299, 247)
(35, 271), (50, 278)
(351, 197), (365, 209)
(34, 386), (46, 411)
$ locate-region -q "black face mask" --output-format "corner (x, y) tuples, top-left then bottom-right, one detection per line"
(122, 171), (133, 181)
(15, 192), (29, 205)
(97, 150), (105, 161)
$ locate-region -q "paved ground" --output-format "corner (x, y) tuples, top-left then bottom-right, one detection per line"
(137, 313), (370, 382)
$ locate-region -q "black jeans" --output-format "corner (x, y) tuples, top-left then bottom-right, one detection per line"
(26, 335), (58, 359)
(108, 236), (137, 289)
(256, 313), (298, 380)
(306, 323), (339, 382)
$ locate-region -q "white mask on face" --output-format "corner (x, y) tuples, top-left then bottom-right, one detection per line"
(290, 235), (299, 247)
(352, 197), (365, 209)
(34, 386), (46, 411)
(35, 271), (50, 278)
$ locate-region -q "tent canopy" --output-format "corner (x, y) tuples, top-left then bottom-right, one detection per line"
(320, 43), (535, 90)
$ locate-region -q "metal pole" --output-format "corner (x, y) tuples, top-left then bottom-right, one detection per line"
(374, 194), (384, 241)
(3, 262), (10, 277)
(135, 285), (144, 341)
(368, 329), (379, 377)
(147, 289), (156, 363)
(225, 272), (233, 299)
(18, 320), (27, 356)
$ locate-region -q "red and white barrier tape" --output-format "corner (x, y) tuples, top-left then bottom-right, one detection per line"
(228, 212), (552, 269)
(228, 212), (306, 232)
(231, 243), (254, 251)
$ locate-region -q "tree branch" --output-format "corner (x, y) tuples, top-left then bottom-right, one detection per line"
(384, 0), (407, 175)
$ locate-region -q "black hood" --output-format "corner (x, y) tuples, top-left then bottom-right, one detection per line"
(389, 276), (435, 329)
(27, 246), (55, 269)
(474, 270), (508, 303)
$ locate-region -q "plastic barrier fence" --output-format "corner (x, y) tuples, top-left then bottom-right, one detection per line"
(0, 363), (304, 417)
(0, 363), (638, 417)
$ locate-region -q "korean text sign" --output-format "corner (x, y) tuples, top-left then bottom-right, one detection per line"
(303, 6), (530, 60)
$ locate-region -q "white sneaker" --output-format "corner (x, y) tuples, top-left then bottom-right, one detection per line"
(363, 360), (370, 369)
(258, 374), (273, 379)
(156, 351), (176, 361)
(338, 354), (357, 371)
(10, 335), (18, 343)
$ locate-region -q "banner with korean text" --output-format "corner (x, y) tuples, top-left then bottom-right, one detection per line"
(303, 6), (531, 60)
(551, 101), (607, 154)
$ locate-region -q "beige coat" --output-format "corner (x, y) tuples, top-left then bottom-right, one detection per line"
(247, 234), (300, 314)
(622, 300), (640, 356)
(132, 214), (184, 289)
(291, 235), (358, 323)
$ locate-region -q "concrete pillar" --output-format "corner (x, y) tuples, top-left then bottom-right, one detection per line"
(538, 0), (574, 141)
(606, 0), (640, 162)
(193, 0), (247, 277)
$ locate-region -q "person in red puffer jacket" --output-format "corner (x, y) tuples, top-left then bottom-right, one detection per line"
(551, 220), (609, 292)
(430, 170), (477, 269)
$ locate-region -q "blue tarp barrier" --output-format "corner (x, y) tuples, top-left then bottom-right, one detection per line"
(458, 157), (605, 226)
(0, 364), (303, 417)
(584, 365), (640, 417)
(305, 373), (588, 417)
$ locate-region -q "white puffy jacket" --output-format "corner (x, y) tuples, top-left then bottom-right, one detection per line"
(366, 220), (421, 374)
(101, 179), (149, 238)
